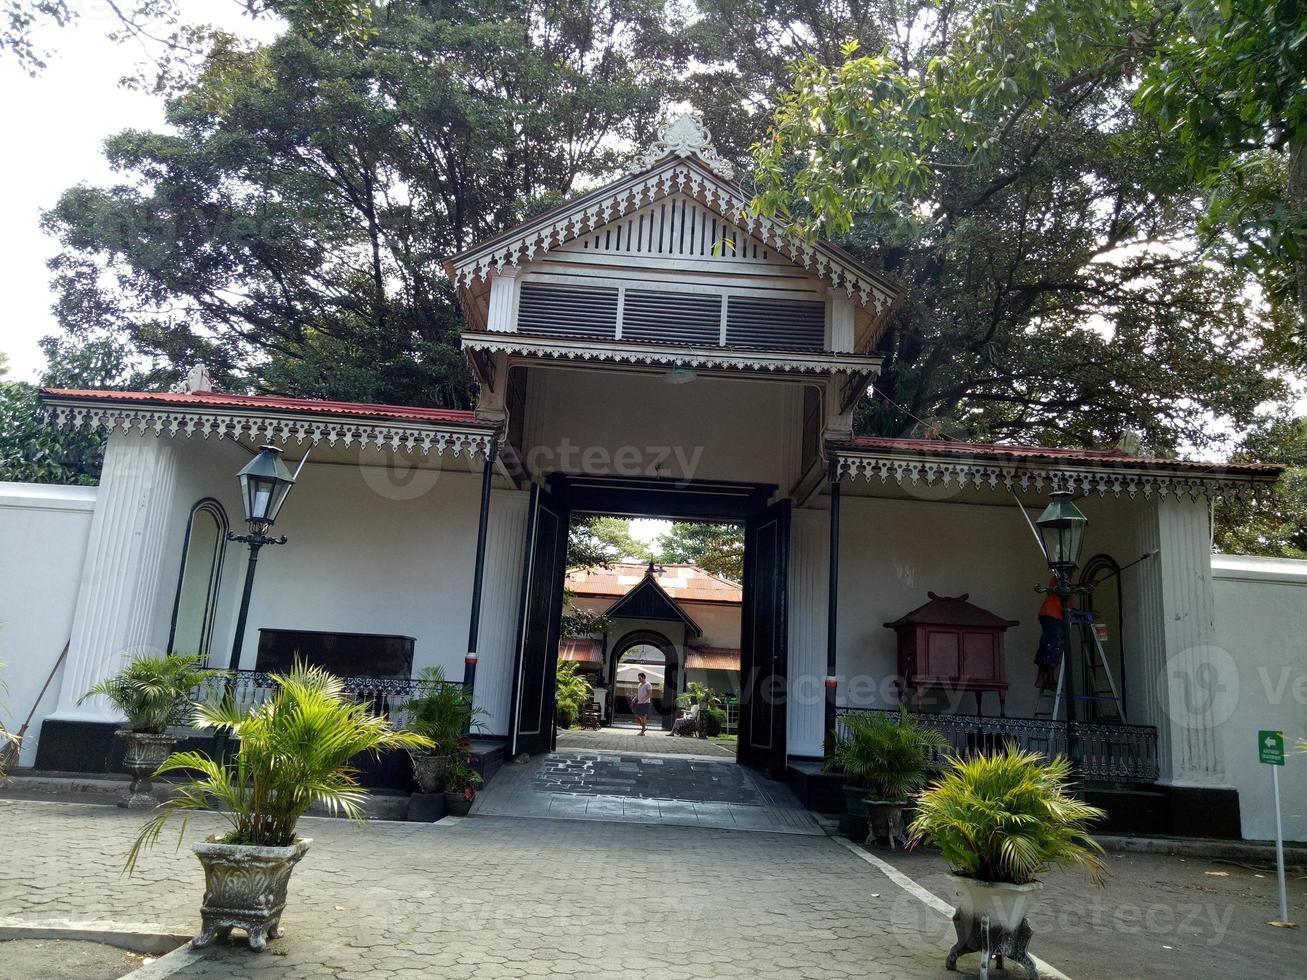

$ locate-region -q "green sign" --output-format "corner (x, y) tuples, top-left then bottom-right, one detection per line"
(1259, 730), (1285, 766)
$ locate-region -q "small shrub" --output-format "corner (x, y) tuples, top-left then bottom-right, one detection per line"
(909, 745), (1107, 886)
(555, 661), (592, 728)
(80, 653), (223, 734)
(398, 666), (483, 754)
(699, 705), (727, 738)
(825, 709), (947, 800)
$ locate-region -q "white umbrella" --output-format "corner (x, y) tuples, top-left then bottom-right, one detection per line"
(616, 663), (664, 684)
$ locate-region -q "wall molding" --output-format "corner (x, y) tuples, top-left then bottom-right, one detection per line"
(834, 449), (1270, 499)
(43, 400), (493, 460)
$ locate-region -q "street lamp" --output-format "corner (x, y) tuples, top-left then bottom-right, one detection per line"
(225, 446), (297, 676)
(1034, 487), (1090, 768)
(1035, 489), (1089, 577)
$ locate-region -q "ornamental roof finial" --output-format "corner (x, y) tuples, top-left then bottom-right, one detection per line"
(630, 111), (735, 180)
(171, 363), (213, 394)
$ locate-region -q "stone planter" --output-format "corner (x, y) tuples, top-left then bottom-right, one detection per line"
(864, 800), (909, 849)
(116, 730), (179, 809)
(410, 751), (454, 793)
(946, 875), (1042, 979)
(443, 789), (474, 816)
(841, 783), (869, 816)
(406, 791), (447, 822)
(191, 838), (312, 952)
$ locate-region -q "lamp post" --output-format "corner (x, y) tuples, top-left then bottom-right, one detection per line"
(225, 446), (297, 678)
(1035, 487), (1089, 768)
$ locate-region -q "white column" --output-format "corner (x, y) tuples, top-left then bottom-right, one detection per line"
(787, 507), (829, 758)
(471, 488), (530, 735)
(1132, 495), (1229, 786)
(51, 433), (180, 722)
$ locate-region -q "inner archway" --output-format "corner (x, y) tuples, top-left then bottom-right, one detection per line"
(610, 630), (679, 730)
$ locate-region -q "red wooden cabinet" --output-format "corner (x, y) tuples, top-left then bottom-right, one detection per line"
(885, 593), (1018, 716)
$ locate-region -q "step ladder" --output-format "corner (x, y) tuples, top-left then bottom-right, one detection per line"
(1033, 610), (1124, 723)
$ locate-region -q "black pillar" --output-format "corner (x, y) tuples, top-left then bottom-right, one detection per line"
(463, 438), (499, 701)
(1058, 585), (1080, 767)
(824, 473), (841, 753)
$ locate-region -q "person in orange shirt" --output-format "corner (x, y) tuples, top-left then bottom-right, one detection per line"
(1034, 580), (1065, 691)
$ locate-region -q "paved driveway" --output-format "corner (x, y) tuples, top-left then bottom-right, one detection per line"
(555, 726), (735, 757)
(473, 752), (822, 834)
(0, 799), (967, 980)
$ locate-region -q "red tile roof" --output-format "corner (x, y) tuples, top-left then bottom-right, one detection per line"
(559, 639), (604, 665)
(846, 436), (1281, 476)
(40, 388), (492, 428)
(566, 562), (741, 604)
(685, 647), (741, 671)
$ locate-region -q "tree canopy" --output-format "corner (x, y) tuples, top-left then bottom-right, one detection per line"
(745, 0), (1296, 452)
(39, 0), (683, 405)
(655, 522), (744, 581)
(12, 0), (1307, 556)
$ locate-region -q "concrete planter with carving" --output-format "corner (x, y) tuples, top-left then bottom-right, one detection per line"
(191, 838), (312, 951)
(116, 731), (179, 809)
(864, 800), (909, 849)
(946, 876), (1042, 978)
(410, 751), (453, 793)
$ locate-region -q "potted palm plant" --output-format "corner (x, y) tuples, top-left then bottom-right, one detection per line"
(908, 745), (1107, 978)
(80, 653), (222, 808)
(126, 663), (432, 951)
(398, 666), (482, 792)
(826, 709), (947, 845)
(554, 661), (593, 730)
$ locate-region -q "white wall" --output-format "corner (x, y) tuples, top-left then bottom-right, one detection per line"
(229, 460), (484, 680)
(1213, 555), (1307, 842)
(43, 431), (501, 736)
(835, 495), (1071, 718)
(523, 367), (807, 488)
(0, 482), (96, 765)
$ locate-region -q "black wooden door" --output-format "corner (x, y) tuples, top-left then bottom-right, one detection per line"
(737, 498), (790, 776)
(507, 485), (569, 756)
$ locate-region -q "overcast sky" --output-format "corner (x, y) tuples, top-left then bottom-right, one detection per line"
(0, 2), (279, 382)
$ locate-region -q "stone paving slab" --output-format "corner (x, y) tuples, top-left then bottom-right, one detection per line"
(555, 727), (735, 758)
(474, 753), (822, 835)
(0, 799), (969, 980)
(534, 753), (765, 804)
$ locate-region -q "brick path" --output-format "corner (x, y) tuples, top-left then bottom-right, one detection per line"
(555, 726), (735, 757)
(0, 799), (964, 979)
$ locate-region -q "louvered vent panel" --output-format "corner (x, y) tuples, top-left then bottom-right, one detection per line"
(577, 198), (773, 261)
(621, 290), (722, 346)
(725, 298), (826, 350)
(517, 283), (618, 338)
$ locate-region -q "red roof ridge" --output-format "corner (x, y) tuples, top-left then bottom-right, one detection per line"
(40, 387), (492, 428)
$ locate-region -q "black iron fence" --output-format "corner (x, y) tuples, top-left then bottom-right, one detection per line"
(191, 670), (466, 721)
(834, 706), (1160, 784)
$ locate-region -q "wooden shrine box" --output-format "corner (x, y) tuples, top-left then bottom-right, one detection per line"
(884, 592), (1019, 715)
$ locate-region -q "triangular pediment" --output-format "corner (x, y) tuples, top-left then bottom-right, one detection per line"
(447, 114), (902, 321)
(603, 572), (703, 637)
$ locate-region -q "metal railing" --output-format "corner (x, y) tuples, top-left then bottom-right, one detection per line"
(191, 670), (466, 720)
(834, 707), (1159, 784)
(722, 700), (739, 735)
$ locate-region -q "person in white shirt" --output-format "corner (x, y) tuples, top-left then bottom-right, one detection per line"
(634, 672), (653, 735)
